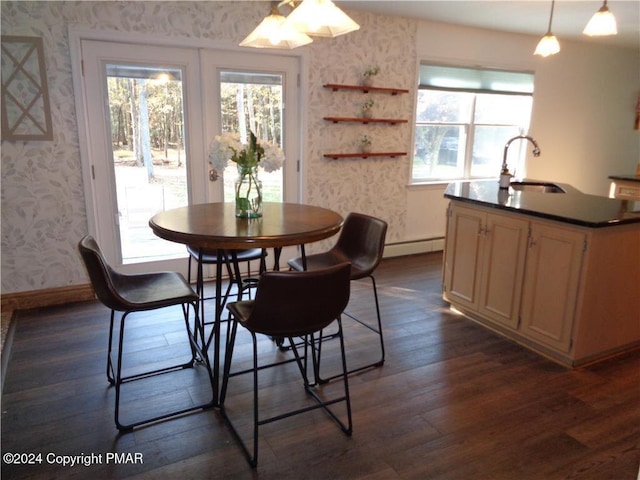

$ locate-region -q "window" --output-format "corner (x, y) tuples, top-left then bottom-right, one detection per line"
(412, 64), (534, 182)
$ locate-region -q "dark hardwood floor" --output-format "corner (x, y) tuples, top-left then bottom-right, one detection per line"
(2, 252), (639, 479)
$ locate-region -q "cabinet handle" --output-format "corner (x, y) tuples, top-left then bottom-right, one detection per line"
(529, 236), (537, 248)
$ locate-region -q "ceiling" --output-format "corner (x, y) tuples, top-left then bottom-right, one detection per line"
(340, 0), (640, 50)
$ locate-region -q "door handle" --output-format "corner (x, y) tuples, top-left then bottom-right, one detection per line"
(209, 168), (219, 182)
(478, 225), (490, 236)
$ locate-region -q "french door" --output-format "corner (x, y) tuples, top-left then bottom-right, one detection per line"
(200, 50), (300, 207)
(78, 40), (301, 275)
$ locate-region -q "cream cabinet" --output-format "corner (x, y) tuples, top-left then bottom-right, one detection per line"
(609, 178), (640, 201)
(444, 204), (528, 329)
(519, 223), (585, 352)
(443, 201), (640, 367)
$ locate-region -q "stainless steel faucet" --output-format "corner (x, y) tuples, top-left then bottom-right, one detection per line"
(501, 135), (541, 175)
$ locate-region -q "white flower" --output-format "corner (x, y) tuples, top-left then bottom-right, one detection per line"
(208, 132), (243, 171)
(208, 131), (284, 173)
(260, 141), (285, 172)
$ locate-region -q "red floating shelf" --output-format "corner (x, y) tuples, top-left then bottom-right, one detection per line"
(324, 152), (407, 160)
(323, 116), (408, 125)
(323, 84), (409, 95)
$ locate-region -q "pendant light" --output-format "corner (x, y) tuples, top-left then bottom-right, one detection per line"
(284, 0), (360, 38)
(583, 0), (618, 36)
(534, 0), (560, 57)
(240, 3), (313, 49)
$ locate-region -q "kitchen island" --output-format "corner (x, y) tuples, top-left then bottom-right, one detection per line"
(443, 180), (640, 367)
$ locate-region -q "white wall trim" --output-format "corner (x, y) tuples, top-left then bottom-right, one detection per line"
(384, 237), (445, 258)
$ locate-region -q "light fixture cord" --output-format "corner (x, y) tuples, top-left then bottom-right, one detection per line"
(547, 0), (556, 34)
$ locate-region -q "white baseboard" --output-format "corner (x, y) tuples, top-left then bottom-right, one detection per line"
(383, 237), (445, 258)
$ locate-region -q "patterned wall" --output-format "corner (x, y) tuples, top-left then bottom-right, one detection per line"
(0, 1), (416, 294)
(305, 14), (415, 252)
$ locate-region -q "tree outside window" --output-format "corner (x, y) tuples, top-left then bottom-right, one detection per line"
(412, 65), (534, 183)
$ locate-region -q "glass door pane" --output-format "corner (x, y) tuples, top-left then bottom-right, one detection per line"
(218, 71), (284, 202)
(105, 65), (188, 264)
(79, 40), (205, 275)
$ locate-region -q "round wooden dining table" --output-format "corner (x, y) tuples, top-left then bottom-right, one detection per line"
(149, 202), (343, 250)
(149, 202), (343, 404)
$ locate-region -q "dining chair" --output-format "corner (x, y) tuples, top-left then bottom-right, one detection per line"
(219, 263), (353, 468)
(287, 212), (388, 381)
(187, 246), (266, 305)
(186, 246), (267, 351)
(78, 235), (214, 431)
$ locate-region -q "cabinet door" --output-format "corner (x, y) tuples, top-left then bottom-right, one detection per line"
(520, 223), (585, 352)
(478, 213), (528, 328)
(443, 205), (484, 310)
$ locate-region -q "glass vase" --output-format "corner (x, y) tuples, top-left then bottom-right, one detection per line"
(235, 164), (263, 218)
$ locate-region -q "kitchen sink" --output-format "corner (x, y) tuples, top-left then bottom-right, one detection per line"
(510, 181), (566, 193)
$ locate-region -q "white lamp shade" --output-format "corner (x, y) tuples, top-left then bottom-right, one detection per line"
(583, 5), (618, 36)
(534, 34), (560, 57)
(284, 0), (360, 38)
(240, 12), (313, 49)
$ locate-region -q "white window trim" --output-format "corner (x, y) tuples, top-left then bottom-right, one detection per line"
(410, 63), (534, 185)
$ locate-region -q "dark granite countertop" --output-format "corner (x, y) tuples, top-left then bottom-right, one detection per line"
(609, 175), (640, 183)
(444, 180), (640, 228)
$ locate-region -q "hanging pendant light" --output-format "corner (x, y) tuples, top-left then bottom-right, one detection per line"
(240, 3), (313, 49)
(284, 0), (360, 38)
(534, 34), (560, 57)
(534, 0), (560, 57)
(583, 0), (618, 36)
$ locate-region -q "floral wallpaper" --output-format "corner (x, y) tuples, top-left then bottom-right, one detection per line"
(305, 13), (415, 253)
(1, 1), (416, 294)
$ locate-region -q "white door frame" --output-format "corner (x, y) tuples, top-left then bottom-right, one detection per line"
(76, 39), (205, 274)
(70, 29), (307, 276)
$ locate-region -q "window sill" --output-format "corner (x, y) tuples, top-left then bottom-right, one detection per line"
(408, 177), (498, 189)
(406, 181), (451, 190)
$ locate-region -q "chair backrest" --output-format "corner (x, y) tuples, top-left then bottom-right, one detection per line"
(241, 263), (351, 337)
(78, 235), (129, 311)
(333, 212), (387, 278)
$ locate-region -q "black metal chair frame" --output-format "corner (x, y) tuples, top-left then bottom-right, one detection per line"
(187, 246), (267, 351)
(79, 235), (215, 431)
(288, 212), (387, 382)
(318, 272), (384, 381)
(219, 264), (353, 467)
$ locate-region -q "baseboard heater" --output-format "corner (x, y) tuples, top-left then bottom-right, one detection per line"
(383, 237), (445, 258)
